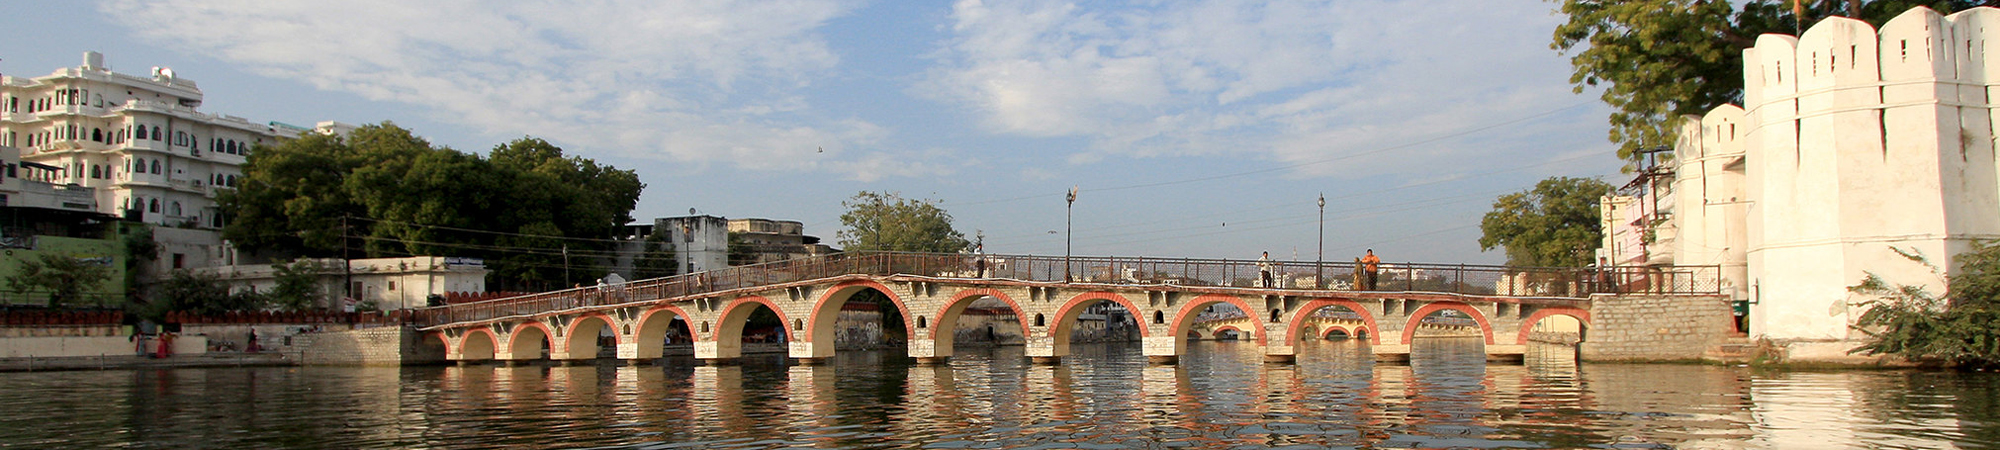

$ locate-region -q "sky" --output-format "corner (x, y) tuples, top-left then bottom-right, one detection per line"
(2, 0), (1628, 265)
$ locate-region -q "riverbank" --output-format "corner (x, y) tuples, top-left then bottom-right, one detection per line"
(0, 352), (292, 372)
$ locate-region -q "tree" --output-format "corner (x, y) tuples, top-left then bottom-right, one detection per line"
(1848, 243), (2000, 369)
(836, 191), (972, 253)
(1550, 0), (1985, 168)
(268, 259), (330, 312)
(5, 253), (115, 307)
(221, 123), (645, 291)
(144, 270), (265, 318)
(1478, 177), (1615, 267)
(633, 230), (679, 280)
(727, 232), (757, 266)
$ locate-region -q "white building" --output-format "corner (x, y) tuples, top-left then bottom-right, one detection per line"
(1666, 7), (2000, 359)
(195, 256), (489, 311)
(0, 51), (348, 273)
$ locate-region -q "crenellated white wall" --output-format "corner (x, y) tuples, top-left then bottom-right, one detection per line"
(1675, 7), (2000, 344)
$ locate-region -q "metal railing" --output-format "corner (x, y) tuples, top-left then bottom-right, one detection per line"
(410, 251), (1723, 327)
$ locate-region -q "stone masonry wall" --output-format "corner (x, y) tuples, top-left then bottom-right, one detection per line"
(1582, 294), (1736, 361)
(289, 326), (445, 366)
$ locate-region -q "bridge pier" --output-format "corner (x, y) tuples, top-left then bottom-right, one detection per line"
(1262, 340), (1296, 364)
(1372, 344), (1412, 364)
(1485, 344), (1527, 363)
(1026, 336), (1065, 365)
(908, 338), (951, 365)
(1142, 336), (1180, 365)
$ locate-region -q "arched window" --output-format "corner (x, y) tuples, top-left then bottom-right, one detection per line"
(150, 126), (161, 141)
(1269, 308), (1281, 323)
(226, 175), (236, 186)
(92, 128), (103, 143)
(1034, 313), (1046, 327)
(1153, 310), (1164, 324)
(148, 198), (159, 213)
(90, 165), (101, 179)
(170, 201), (181, 216)
(150, 160), (161, 174)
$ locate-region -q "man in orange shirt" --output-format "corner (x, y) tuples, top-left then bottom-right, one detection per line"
(1360, 249), (1381, 290)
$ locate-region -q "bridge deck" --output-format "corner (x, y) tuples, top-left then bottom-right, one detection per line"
(413, 251), (1718, 328)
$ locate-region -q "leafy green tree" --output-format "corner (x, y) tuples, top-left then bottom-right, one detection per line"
(219, 131), (365, 255)
(5, 253), (115, 307)
(633, 230), (678, 280)
(144, 270), (265, 318)
(269, 259), (330, 312)
(221, 123), (644, 292)
(1478, 177), (1615, 267)
(1551, 0), (1983, 167)
(1849, 242), (2000, 369)
(837, 191), (971, 253)
(121, 223), (158, 301)
(727, 232), (757, 266)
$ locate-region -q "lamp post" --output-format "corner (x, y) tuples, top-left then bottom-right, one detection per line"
(1065, 186), (1077, 281)
(1317, 193), (1325, 289)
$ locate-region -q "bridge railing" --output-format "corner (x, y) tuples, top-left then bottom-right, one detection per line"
(409, 251), (1722, 327)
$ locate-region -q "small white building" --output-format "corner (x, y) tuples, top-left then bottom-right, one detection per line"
(195, 256), (489, 311)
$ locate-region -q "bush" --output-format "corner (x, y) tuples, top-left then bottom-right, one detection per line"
(1849, 243), (2000, 369)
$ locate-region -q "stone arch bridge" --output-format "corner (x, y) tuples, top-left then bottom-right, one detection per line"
(412, 252), (1717, 365)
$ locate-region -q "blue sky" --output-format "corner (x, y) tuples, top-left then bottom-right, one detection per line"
(3, 1), (1626, 264)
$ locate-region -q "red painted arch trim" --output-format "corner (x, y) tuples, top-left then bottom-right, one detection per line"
(930, 288), (1029, 340)
(1400, 301), (1494, 346)
(718, 295), (795, 342)
(1286, 299), (1380, 345)
(635, 305), (693, 334)
(1213, 325), (1244, 338)
(804, 280), (912, 343)
(1167, 294), (1265, 345)
(1320, 325), (1351, 339)
(1048, 291), (1151, 338)
(1516, 306), (1590, 345)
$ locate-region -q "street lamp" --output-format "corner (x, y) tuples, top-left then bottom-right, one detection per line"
(1065, 186), (1077, 281)
(1317, 193), (1325, 289)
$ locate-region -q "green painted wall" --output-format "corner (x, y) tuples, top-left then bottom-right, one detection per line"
(0, 225), (128, 307)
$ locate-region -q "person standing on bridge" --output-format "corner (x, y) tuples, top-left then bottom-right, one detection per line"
(1361, 249), (1381, 290)
(1258, 251), (1275, 288)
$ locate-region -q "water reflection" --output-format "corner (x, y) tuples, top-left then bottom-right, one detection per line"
(0, 339), (1994, 449)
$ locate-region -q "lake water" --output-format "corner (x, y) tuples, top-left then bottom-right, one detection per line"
(0, 338), (1994, 449)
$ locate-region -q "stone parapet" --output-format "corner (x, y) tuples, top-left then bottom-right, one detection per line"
(1580, 293), (1735, 362)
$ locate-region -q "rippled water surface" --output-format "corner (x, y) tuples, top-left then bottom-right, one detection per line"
(1, 339), (1995, 449)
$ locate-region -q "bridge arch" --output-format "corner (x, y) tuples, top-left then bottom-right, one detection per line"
(557, 312), (618, 360)
(457, 328), (498, 361)
(1321, 326), (1350, 340)
(1285, 298), (1379, 345)
(1211, 325), (1245, 340)
(1399, 301), (1494, 346)
(503, 321), (554, 361)
(1165, 294), (1266, 356)
(713, 295), (793, 360)
(926, 288), (1027, 358)
(632, 305), (694, 360)
(1047, 291), (1148, 354)
(799, 280), (912, 359)
(1517, 306), (1590, 345)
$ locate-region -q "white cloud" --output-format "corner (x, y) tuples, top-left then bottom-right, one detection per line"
(922, 0), (1599, 177)
(97, 0), (895, 172)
